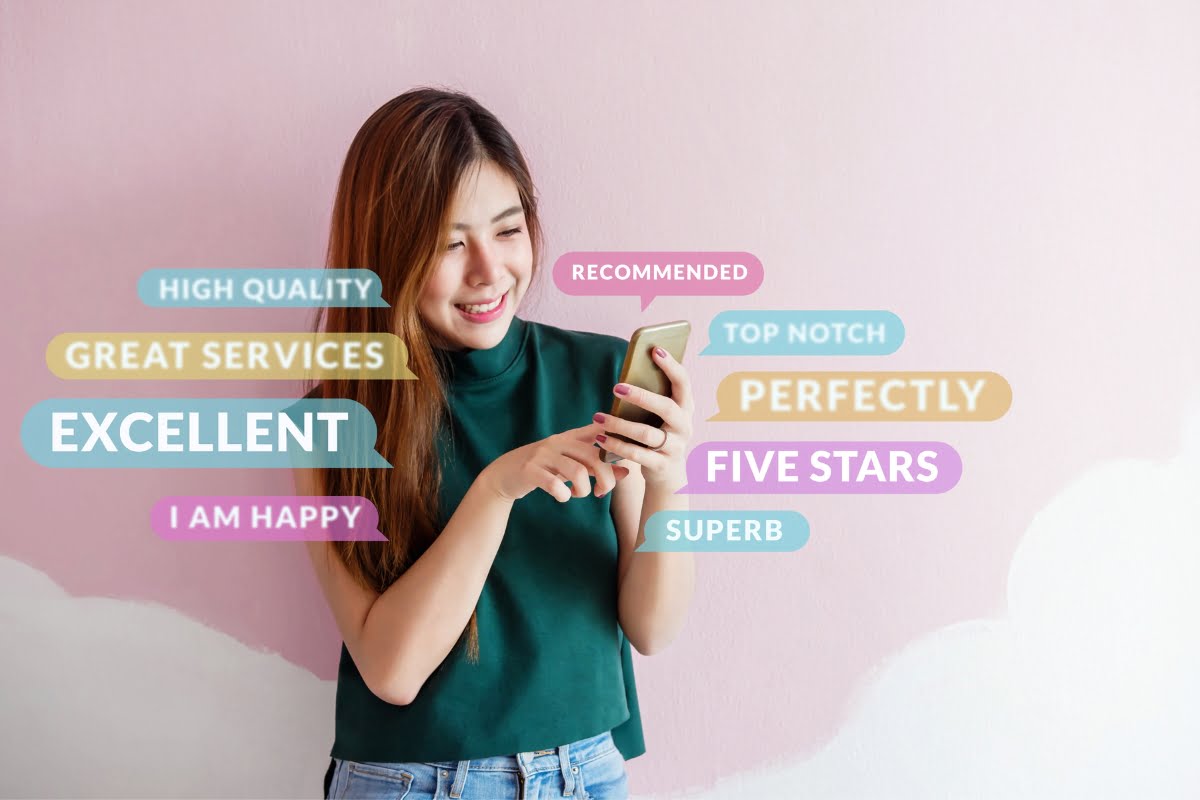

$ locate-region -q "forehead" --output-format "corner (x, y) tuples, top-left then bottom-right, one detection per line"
(449, 161), (521, 217)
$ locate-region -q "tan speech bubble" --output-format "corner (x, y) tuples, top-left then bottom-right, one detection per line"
(710, 371), (1011, 421)
(46, 332), (418, 380)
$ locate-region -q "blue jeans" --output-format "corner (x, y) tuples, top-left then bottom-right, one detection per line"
(326, 729), (629, 799)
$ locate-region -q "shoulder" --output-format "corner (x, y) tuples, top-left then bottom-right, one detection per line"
(525, 319), (629, 381)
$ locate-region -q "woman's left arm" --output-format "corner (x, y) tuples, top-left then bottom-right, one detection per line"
(600, 346), (696, 656)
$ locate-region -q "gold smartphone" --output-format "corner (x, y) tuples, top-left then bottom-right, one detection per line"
(598, 320), (691, 464)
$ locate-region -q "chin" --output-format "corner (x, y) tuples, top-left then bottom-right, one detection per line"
(439, 314), (509, 350)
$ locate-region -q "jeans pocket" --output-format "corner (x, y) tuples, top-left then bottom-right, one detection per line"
(330, 758), (416, 800)
(577, 746), (630, 800)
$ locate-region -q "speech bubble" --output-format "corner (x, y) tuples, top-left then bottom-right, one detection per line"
(552, 251), (763, 310)
(151, 496), (386, 541)
(138, 269), (388, 308)
(701, 310), (904, 356)
(709, 371), (1012, 421)
(20, 398), (390, 468)
(679, 442), (963, 494)
(46, 332), (418, 380)
(637, 510), (809, 552)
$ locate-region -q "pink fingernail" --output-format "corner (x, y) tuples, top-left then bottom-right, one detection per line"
(595, 434), (607, 443)
(654, 347), (666, 358)
(614, 384), (630, 396)
(593, 412), (606, 424)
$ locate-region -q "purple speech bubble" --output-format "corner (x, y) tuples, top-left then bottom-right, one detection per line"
(680, 442), (963, 494)
(151, 495), (386, 541)
(552, 251), (763, 310)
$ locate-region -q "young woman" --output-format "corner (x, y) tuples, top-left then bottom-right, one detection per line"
(295, 88), (696, 800)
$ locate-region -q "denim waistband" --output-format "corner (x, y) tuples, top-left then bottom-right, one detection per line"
(421, 729), (615, 773)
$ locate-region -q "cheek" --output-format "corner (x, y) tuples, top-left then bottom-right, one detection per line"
(420, 265), (459, 309)
(514, 241), (534, 281)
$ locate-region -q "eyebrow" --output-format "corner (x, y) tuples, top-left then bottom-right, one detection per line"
(451, 205), (524, 231)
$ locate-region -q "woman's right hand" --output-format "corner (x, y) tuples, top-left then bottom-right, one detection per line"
(480, 422), (630, 503)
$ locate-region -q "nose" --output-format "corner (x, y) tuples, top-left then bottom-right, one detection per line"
(465, 239), (507, 289)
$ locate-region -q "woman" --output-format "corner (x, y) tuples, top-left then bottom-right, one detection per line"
(295, 88), (696, 800)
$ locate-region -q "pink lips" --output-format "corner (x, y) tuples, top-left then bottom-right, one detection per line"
(454, 290), (508, 323)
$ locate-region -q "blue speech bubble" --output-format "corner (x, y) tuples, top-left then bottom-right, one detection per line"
(700, 310), (904, 356)
(138, 269), (388, 308)
(20, 398), (390, 468)
(636, 510), (809, 552)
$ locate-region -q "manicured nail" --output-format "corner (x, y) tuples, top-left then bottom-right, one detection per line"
(614, 384), (630, 396)
(593, 412), (606, 424)
(654, 347), (667, 358)
(595, 434), (607, 443)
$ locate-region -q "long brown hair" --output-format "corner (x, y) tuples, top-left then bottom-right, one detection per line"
(306, 88), (544, 662)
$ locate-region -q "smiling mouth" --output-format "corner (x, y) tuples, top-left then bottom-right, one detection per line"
(454, 291), (507, 314)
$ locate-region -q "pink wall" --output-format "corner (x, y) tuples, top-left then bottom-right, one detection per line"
(3, 1), (1198, 796)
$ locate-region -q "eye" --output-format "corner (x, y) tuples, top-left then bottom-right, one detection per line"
(446, 228), (523, 251)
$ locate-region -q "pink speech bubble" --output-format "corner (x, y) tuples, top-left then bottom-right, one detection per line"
(552, 251), (763, 310)
(151, 495), (386, 541)
(679, 442), (963, 494)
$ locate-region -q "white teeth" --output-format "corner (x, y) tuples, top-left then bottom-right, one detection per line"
(456, 294), (503, 314)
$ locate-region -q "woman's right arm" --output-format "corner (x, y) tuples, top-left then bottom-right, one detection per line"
(294, 420), (619, 706)
(296, 466), (516, 705)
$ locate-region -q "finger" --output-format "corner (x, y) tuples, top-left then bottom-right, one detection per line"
(593, 442), (624, 467)
(611, 465), (631, 482)
(583, 445), (619, 497)
(536, 467), (572, 503)
(650, 346), (694, 412)
(547, 453), (593, 498)
(559, 440), (618, 497)
(594, 412), (668, 450)
(567, 420), (606, 443)
(595, 431), (670, 469)
(612, 381), (687, 431)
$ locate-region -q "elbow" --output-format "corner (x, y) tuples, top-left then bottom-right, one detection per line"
(373, 680), (416, 707)
(631, 635), (669, 657)
(624, 624), (672, 656)
(620, 609), (676, 656)
(623, 612), (690, 656)
(363, 660), (422, 706)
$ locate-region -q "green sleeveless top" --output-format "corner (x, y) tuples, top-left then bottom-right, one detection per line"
(320, 315), (645, 763)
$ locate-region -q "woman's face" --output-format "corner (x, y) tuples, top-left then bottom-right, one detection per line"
(418, 160), (533, 352)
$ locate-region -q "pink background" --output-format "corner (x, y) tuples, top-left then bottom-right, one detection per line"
(3, 1), (1198, 797)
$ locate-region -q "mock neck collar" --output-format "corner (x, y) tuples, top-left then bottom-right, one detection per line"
(435, 315), (529, 385)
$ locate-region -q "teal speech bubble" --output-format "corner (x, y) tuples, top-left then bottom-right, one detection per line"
(20, 398), (390, 468)
(636, 510), (809, 552)
(138, 269), (388, 308)
(701, 310), (904, 356)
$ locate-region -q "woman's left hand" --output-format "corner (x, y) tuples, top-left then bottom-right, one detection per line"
(594, 346), (694, 488)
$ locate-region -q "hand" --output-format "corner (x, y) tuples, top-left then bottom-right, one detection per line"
(594, 346), (694, 488)
(480, 421), (629, 504)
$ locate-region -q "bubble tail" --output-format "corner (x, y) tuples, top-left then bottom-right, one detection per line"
(639, 295), (655, 311)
